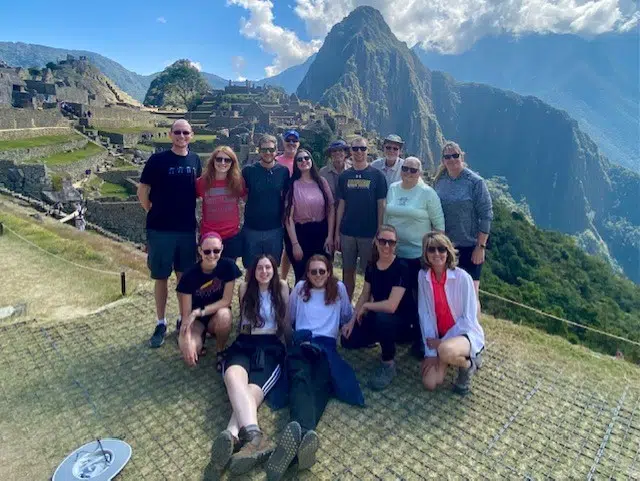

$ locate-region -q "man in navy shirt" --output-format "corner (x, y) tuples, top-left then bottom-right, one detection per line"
(138, 119), (202, 348)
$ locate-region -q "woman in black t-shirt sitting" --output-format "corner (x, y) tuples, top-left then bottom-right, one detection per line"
(341, 224), (411, 391)
(177, 232), (241, 370)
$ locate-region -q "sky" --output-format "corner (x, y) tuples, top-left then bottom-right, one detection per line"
(0, 0), (637, 79)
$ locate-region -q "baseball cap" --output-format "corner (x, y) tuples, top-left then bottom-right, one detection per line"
(326, 140), (349, 153)
(283, 130), (300, 141)
(383, 134), (404, 145)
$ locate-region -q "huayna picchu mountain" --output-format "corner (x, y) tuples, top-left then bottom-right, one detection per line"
(297, 6), (639, 283)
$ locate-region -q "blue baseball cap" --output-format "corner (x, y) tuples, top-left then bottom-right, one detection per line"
(283, 130), (299, 141)
(326, 140), (349, 153)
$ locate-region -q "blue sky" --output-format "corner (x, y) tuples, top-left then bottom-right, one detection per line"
(1, 0), (637, 79)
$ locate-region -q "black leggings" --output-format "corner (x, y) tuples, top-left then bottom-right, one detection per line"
(287, 344), (333, 433)
(341, 311), (412, 362)
(284, 219), (329, 282)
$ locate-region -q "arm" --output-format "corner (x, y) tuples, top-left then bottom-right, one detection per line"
(198, 280), (236, 317)
(288, 281), (300, 331)
(353, 281), (371, 321)
(280, 279), (292, 343)
(427, 188), (445, 232)
(323, 178), (335, 250)
(377, 198), (386, 228)
(137, 183), (151, 213)
(338, 282), (354, 326)
(472, 179), (493, 264)
(363, 286), (406, 314)
(376, 172), (388, 228)
(286, 205), (303, 261)
(334, 199), (345, 249)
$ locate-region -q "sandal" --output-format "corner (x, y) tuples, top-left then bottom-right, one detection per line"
(216, 352), (225, 373)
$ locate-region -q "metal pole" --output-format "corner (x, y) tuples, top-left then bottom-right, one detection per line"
(0, 222), (3, 236)
(120, 272), (126, 296)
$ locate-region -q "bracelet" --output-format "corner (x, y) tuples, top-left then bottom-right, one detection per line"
(477, 244), (487, 249)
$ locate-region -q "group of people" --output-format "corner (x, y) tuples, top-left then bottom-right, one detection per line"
(137, 119), (493, 479)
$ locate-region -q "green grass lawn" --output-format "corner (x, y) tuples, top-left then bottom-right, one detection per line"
(134, 143), (155, 152)
(100, 181), (131, 199)
(0, 134), (83, 150)
(38, 143), (105, 166)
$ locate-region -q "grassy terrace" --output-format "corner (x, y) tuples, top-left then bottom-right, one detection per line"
(37, 142), (105, 166)
(0, 133), (83, 150)
(100, 181), (131, 199)
(0, 199), (639, 480)
(95, 126), (168, 135)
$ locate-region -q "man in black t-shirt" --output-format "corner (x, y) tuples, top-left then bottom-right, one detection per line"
(241, 134), (290, 268)
(138, 119), (202, 348)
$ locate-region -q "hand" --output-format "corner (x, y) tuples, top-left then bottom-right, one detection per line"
(324, 236), (334, 254)
(334, 235), (341, 252)
(426, 338), (441, 350)
(471, 246), (485, 265)
(292, 243), (303, 261)
(421, 356), (439, 376)
(356, 304), (368, 323)
(179, 334), (198, 367)
(341, 319), (356, 339)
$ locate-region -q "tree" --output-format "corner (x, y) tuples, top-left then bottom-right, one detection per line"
(143, 59), (209, 109)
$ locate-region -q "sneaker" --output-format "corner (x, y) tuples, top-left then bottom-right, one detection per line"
(229, 426), (274, 475)
(210, 430), (238, 471)
(369, 361), (396, 391)
(266, 421), (302, 481)
(453, 358), (478, 395)
(297, 430), (319, 471)
(149, 323), (167, 348)
(475, 351), (484, 370)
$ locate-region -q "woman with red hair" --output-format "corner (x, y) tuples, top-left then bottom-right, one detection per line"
(197, 146), (246, 260)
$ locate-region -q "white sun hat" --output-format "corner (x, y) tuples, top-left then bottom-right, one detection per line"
(52, 438), (132, 481)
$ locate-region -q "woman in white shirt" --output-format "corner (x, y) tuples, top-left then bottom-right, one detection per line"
(210, 254), (290, 476)
(417, 232), (485, 395)
(266, 255), (363, 481)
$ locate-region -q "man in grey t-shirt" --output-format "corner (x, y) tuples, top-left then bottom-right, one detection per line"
(371, 134), (405, 186)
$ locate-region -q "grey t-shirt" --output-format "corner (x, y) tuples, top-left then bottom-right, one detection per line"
(336, 166), (388, 238)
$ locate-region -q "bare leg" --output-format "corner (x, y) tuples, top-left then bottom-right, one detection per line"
(224, 366), (267, 430)
(154, 278), (168, 320)
(438, 336), (473, 369)
(175, 272), (183, 321)
(343, 269), (356, 300)
(421, 359), (447, 391)
(209, 308), (233, 352)
(179, 321), (205, 367)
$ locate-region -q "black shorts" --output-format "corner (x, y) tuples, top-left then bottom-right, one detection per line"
(223, 334), (284, 394)
(221, 231), (244, 261)
(456, 246), (483, 281)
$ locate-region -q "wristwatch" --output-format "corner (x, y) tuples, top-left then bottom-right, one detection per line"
(477, 244), (487, 249)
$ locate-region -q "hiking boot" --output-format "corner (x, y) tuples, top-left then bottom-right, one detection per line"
(475, 351), (484, 370)
(453, 358), (478, 395)
(228, 425), (274, 475)
(369, 361), (396, 391)
(149, 323), (167, 348)
(266, 421), (302, 481)
(297, 429), (319, 471)
(210, 429), (240, 471)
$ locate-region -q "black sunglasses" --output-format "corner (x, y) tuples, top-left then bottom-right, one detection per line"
(401, 166), (419, 174)
(351, 146), (367, 152)
(215, 157), (232, 164)
(260, 147), (276, 153)
(426, 246), (447, 254)
(296, 155), (311, 162)
(385, 145), (400, 151)
(173, 130), (192, 136)
(377, 238), (397, 247)
(443, 153), (461, 160)
(202, 248), (222, 255)
(309, 268), (327, 276)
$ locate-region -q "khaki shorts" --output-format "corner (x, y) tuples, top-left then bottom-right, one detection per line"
(341, 234), (373, 272)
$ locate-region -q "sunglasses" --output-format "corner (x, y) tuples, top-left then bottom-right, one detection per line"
(401, 166), (419, 174)
(260, 147), (276, 153)
(285, 138), (299, 143)
(296, 155), (311, 162)
(351, 146), (367, 152)
(215, 157), (232, 164)
(202, 248), (222, 255)
(426, 246), (447, 254)
(385, 145), (400, 151)
(377, 238), (397, 247)
(309, 268), (327, 276)
(173, 130), (192, 136)
(443, 153), (461, 160)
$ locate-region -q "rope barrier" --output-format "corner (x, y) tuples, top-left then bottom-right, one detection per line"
(479, 289), (640, 348)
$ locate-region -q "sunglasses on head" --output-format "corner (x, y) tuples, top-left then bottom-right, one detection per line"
(377, 238), (397, 247)
(215, 156), (232, 164)
(351, 146), (367, 152)
(385, 145), (400, 151)
(443, 153), (461, 160)
(427, 246), (447, 254)
(285, 138), (299, 143)
(309, 268), (327, 276)
(401, 166), (419, 174)
(173, 130), (192, 136)
(296, 155), (311, 162)
(260, 147), (276, 153)
(202, 248), (222, 255)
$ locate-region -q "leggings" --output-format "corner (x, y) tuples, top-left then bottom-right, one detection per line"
(341, 312), (405, 362)
(284, 219), (329, 282)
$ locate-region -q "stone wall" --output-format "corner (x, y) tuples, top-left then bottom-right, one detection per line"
(48, 149), (109, 181)
(0, 159), (51, 197)
(99, 131), (140, 148)
(97, 169), (140, 195)
(85, 199), (147, 243)
(87, 106), (169, 129)
(0, 137), (88, 163)
(0, 127), (73, 141)
(0, 109), (68, 130)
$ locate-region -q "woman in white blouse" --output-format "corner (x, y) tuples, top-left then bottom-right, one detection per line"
(417, 232), (485, 395)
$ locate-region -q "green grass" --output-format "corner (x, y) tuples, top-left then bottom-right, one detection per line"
(134, 143), (155, 152)
(100, 181), (131, 199)
(112, 157), (140, 170)
(37, 143), (105, 166)
(0, 134), (82, 150)
(94, 126), (166, 135)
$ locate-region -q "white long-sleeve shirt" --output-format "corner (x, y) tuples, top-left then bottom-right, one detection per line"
(417, 267), (485, 358)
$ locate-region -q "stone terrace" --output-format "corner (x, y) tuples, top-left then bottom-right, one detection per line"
(1, 291), (639, 480)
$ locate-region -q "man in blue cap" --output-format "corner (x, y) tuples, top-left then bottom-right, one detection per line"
(319, 140), (351, 205)
(276, 129), (299, 175)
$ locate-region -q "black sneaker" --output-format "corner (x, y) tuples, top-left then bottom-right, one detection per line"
(453, 358), (478, 395)
(149, 323), (167, 348)
(297, 430), (319, 471)
(175, 318), (182, 333)
(266, 421), (302, 481)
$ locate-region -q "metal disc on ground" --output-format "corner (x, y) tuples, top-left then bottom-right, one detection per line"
(52, 439), (131, 481)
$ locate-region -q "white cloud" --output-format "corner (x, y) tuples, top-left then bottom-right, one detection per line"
(237, 76), (248, 81)
(232, 55), (247, 77)
(227, 0), (322, 76)
(190, 61), (202, 71)
(156, 16), (167, 24)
